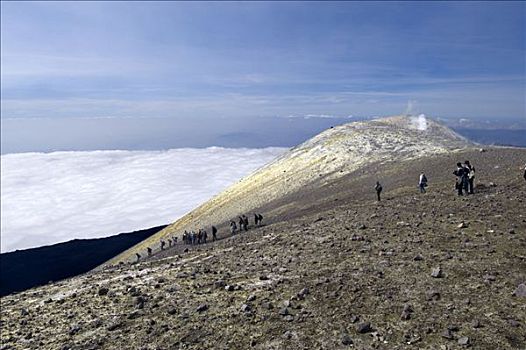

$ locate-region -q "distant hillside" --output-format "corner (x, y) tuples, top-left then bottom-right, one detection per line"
(453, 128), (526, 147)
(0, 225), (166, 297)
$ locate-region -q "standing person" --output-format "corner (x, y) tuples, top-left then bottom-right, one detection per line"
(230, 221), (237, 235)
(239, 216), (245, 232)
(453, 162), (467, 196)
(212, 226), (218, 242)
(258, 213), (263, 225)
(202, 229), (208, 244)
(374, 181), (383, 201)
(135, 253), (141, 262)
(147, 247), (152, 257)
(464, 160), (475, 194)
(242, 215), (249, 231)
(254, 213), (259, 226)
(419, 172), (428, 193)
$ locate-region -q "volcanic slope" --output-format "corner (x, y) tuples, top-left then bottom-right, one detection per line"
(106, 115), (472, 266)
(1, 116), (525, 350)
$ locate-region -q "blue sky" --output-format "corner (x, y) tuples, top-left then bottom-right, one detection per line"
(1, 1), (525, 152)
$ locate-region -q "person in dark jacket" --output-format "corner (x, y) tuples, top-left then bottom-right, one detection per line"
(374, 181), (382, 201)
(454, 162), (467, 196)
(212, 226), (218, 242)
(419, 172), (428, 193)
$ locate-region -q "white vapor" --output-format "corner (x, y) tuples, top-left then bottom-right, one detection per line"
(410, 114), (428, 131)
(0, 148), (286, 252)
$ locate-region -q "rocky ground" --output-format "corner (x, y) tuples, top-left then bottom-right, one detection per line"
(1, 148), (525, 350)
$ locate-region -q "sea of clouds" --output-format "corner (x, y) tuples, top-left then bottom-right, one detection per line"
(0, 147), (286, 252)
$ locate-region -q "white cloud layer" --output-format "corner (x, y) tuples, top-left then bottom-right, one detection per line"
(0, 148), (286, 252)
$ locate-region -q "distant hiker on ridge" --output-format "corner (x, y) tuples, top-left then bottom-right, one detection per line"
(147, 247), (152, 257)
(160, 240), (166, 250)
(375, 181), (383, 201)
(212, 226), (218, 242)
(419, 172), (428, 193)
(230, 220), (237, 235)
(258, 213), (263, 226)
(242, 215), (249, 231)
(239, 216), (245, 232)
(135, 253), (141, 262)
(464, 160), (475, 194)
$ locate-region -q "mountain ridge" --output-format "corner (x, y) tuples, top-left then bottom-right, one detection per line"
(104, 115), (473, 266)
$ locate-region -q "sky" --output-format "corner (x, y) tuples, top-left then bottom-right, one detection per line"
(0, 147), (286, 252)
(1, 1), (525, 152)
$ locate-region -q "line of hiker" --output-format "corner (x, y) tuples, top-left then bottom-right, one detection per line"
(136, 213), (264, 262)
(230, 213), (263, 235)
(182, 226), (218, 245)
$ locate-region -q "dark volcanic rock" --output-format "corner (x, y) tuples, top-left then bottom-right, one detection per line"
(196, 304), (208, 313)
(356, 322), (372, 334)
(341, 334), (353, 345)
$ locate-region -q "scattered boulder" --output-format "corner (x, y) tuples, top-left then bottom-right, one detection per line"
(97, 287), (109, 296)
(400, 304), (413, 320)
(413, 254), (424, 261)
(472, 320), (482, 329)
(458, 336), (470, 346)
(279, 307), (290, 316)
(441, 329), (453, 340)
(431, 267), (443, 278)
(426, 290), (441, 301)
(341, 334), (353, 345)
(107, 321), (122, 331)
(457, 222), (468, 229)
(196, 304), (208, 313)
(214, 280), (226, 289)
(298, 287), (310, 299)
(261, 302), (273, 310)
(356, 322), (372, 334)
(512, 284), (526, 297)
(68, 324), (81, 336)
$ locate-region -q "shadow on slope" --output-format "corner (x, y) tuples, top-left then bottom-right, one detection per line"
(0, 225), (166, 297)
